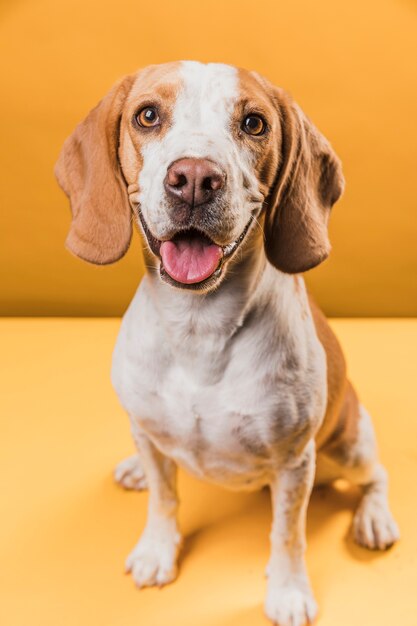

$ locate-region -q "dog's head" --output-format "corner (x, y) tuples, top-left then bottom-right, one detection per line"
(55, 61), (344, 291)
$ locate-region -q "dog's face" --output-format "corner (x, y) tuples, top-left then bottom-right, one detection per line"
(56, 61), (344, 291)
(120, 62), (280, 290)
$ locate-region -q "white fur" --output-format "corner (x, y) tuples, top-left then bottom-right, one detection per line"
(114, 454), (147, 490)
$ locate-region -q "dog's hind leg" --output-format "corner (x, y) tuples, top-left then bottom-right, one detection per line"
(317, 400), (400, 550)
(114, 454), (148, 490)
(352, 456), (399, 550)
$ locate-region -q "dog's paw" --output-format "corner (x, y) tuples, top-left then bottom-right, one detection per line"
(114, 454), (147, 490)
(265, 583), (318, 626)
(353, 495), (400, 550)
(126, 524), (182, 588)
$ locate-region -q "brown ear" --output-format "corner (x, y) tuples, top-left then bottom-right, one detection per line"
(264, 88), (344, 274)
(55, 75), (135, 264)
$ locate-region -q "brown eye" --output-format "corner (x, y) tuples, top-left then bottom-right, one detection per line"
(242, 114), (266, 136)
(136, 106), (160, 128)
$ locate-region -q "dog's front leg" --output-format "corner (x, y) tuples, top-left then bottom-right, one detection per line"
(125, 425), (181, 588)
(265, 440), (317, 626)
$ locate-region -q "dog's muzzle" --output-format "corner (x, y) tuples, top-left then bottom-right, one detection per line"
(138, 210), (255, 290)
(138, 157), (259, 290)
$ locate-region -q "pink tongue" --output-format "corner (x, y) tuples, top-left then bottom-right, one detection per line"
(160, 236), (222, 284)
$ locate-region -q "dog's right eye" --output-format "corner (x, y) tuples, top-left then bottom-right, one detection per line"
(242, 114), (266, 136)
(135, 106), (160, 128)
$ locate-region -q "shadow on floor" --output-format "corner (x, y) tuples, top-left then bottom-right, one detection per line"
(179, 479), (390, 569)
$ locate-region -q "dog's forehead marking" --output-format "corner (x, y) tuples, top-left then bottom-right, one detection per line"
(175, 61), (239, 127)
(157, 61), (241, 165)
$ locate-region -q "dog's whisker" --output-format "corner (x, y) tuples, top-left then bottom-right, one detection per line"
(253, 216), (266, 242)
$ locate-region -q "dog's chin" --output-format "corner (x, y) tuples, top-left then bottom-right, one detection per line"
(137, 210), (255, 292)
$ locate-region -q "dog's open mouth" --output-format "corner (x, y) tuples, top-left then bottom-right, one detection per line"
(138, 211), (254, 289)
(160, 231), (223, 285)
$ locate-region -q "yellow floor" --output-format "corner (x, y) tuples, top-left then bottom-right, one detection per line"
(1, 318), (416, 626)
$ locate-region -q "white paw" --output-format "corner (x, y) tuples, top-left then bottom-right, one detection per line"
(114, 454), (147, 490)
(353, 496), (400, 550)
(126, 525), (182, 588)
(265, 583), (318, 626)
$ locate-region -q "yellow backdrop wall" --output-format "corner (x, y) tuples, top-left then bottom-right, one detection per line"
(0, 0), (416, 316)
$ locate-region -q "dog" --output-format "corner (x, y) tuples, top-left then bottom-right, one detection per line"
(55, 61), (399, 626)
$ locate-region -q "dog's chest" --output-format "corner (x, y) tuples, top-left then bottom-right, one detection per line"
(112, 278), (326, 489)
(123, 341), (278, 488)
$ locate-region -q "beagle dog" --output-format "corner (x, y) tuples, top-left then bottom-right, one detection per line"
(55, 61), (399, 626)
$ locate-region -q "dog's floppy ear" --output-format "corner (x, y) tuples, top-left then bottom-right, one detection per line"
(264, 88), (344, 274)
(55, 75), (135, 264)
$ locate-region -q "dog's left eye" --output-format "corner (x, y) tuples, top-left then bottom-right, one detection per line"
(135, 106), (160, 128)
(242, 114), (266, 136)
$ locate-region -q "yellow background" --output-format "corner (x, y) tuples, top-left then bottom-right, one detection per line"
(0, 0), (416, 316)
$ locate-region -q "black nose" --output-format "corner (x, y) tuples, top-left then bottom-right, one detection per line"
(164, 158), (225, 207)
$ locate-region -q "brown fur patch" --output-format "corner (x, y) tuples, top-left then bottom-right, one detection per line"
(319, 381), (362, 464)
(234, 68), (281, 199)
(253, 76), (344, 274)
(55, 62), (183, 265)
(119, 62), (182, 184)
(55, 74), (136, 265)
(309, 294), (361, 452)
(235, 68), (345, 274)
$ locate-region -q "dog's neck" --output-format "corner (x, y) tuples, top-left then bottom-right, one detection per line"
(143, 231), (297, 348)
